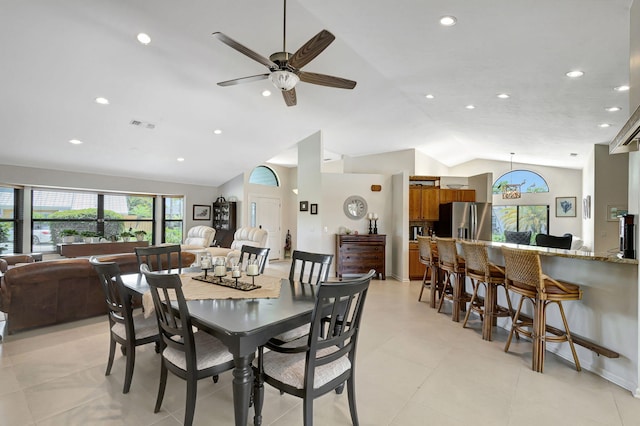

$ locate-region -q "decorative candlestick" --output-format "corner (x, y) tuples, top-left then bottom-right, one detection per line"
(367, 212), (373, 234)
(373, 213), (379, 234)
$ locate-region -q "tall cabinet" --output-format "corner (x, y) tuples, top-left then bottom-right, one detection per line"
(212, 201), (237, 248)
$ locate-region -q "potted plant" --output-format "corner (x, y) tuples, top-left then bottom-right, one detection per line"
(81, 231), (100, 243)
(133, 230), (147, 241)
(60, 229), (79, 243)
(120, 231), (134, 242)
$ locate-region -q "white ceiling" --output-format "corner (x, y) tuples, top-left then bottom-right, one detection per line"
(0, 0), (633, 187)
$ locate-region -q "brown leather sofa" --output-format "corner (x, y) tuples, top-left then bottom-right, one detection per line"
(0, 251), (195, 335)
(0, 254), (35, 273)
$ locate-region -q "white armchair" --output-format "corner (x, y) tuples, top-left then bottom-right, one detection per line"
(181, 226), (216, 251)
(206, 226), (269, 264)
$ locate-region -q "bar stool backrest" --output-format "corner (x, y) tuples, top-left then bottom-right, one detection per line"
(501, 246), (544, 291)
(460, 241), (489, 278)
(436, 237), (459, 270)
(417, 236), (435, 265)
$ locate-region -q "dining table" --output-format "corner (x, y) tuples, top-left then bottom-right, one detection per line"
(120, 272), (318, 426)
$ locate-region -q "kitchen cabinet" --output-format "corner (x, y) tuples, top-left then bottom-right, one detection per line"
(439, 189), (476, 204)
(336, 234), (386, 280)
(409, 241), (424, 280)
(409, 185), (440, 221)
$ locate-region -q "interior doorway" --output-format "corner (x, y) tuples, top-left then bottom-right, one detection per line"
(248, 195), (282, 260)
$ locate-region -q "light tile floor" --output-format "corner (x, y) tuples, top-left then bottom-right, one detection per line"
(1, 261), (640, 425)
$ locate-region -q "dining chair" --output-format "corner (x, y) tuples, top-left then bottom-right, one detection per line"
(270, 250), (334, 345)
(435, 237), (470, 322)
(140, 264), (234, 426)
(417, 236), (440, 306)
(502, 246), (582, 372)
(253, 270), (375, 426)
(89, 257), (160, 394)
(135, 244), (184, 273)
(459, 241), (513, 340)
(238, 245), (271, 273)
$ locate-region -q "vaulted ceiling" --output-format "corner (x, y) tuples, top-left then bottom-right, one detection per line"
(0, 0), (633, 186)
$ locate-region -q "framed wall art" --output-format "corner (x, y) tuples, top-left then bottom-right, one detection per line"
(193, 204), (212, 221)
(310, 203), (318, 215)
(555, 197), (576, 217)
(607, 205), (628, 222)
(299, 201), (309, 212)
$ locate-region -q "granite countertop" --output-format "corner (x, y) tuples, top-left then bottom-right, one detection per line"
(479, 240), (638, 265)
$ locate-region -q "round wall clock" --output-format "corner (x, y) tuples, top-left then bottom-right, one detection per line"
(343, 195), (368, 220)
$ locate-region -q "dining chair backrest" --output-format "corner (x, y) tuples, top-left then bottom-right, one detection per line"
(459, 240), (490, 278)
(135, 244), (183, 273)
(90, 257), (133, 335)
(289, 250), (333, 285)
(140, 264), (196, 365)
(501, 246), (544, 291)
(417, 236), (435, 265)
(535, 233), (572, 249)
(238, 245), (270, 274)
(305, 269), (374, 390)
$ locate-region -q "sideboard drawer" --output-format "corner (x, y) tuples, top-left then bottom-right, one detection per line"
(335, 234), (386, 280)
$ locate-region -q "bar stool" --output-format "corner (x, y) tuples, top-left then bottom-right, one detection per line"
(502, 246), (582, 372)
(459, 241), (513, 341)
(417, 236), (441, 308)
(435, 237), (469, 322)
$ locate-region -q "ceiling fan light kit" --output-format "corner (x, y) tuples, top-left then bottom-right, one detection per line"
(269, 70), (299, 91)
(213, 0), (356, 106)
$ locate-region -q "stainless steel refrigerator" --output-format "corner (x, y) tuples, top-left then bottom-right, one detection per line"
(437, 202), (492, 241)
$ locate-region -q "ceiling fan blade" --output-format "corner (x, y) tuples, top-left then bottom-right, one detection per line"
(282, 88), (297, 107)
(288, 30), (335, 69)
(298, 71), (357, 89)
(212, 32), (277, 69)
(217, 74), (270, 87)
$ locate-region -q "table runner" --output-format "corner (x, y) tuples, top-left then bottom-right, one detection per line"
(177, 272), (282, 300)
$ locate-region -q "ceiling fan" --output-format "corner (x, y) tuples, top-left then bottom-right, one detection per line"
(212, 0), (356, 107)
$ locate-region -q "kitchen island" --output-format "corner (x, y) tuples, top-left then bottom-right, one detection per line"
(463, 241), (639, 395)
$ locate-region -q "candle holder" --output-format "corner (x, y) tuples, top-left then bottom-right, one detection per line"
(368, 218), (373, 234)
(373, 219), (378, 234)
(202, 266), (211, 279)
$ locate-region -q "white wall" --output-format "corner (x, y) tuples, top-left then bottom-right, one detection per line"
(344, 149), (416, 175)
(297, 132), (324, 253)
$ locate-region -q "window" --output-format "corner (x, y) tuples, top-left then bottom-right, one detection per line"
(492, 205), (549, 243)
(492, 170), (549, 194)
(163, 197), (183, 244)
(32, 189), (157, 251)
(249, 165), (279, 187)
(0, 187), (20, 254)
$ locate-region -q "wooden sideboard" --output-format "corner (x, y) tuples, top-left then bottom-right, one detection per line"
(335, 234), (386, 280)
(57, 241), (149, 258)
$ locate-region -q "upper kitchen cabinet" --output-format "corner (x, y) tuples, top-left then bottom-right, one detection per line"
(439, 189), (476, 203)
(409, 185), (440, 221)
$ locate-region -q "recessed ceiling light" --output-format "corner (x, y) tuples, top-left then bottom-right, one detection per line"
(213, 129), (222, 135)
(614, 85), (630, 92)
(95, 97), (109, 105)
(262, 90), (271, 97)
(598, 123), (611, 128)
(605, 106), (621, 112)
(566, 70), (584, 78)
(177, 157), (185, 162)
(465, 104), (475, 109)
(440, 16), (457, 26)
(497, 93), (510, 99)
(570, 153), (578, 157)
(69, 139), (83, 145)
(425, 94), (435, 99)
(137, 33), (151, 45)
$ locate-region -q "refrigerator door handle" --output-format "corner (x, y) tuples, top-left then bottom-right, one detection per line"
(471, 203), (477, 239)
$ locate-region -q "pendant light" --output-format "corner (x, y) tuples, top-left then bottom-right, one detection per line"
(502, 153), (522, 199)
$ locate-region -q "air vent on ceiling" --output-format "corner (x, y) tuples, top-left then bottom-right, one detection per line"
(610, 104), (640, 154)
(129, 119), (156, 130)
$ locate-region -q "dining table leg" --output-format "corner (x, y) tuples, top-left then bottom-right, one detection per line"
(232, 354), (253, 426)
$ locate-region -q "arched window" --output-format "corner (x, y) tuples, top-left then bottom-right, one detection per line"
(492, 169), (549, 194)
(249, 165), (280, 187)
